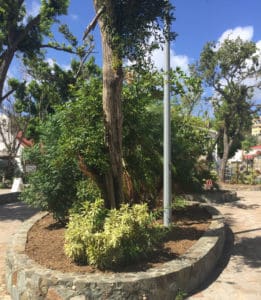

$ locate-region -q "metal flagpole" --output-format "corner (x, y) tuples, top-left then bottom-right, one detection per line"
(163, 2), (172, 227)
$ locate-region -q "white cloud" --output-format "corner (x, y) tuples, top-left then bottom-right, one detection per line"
(218, 26), (254, 44)
(256, 40), (261, 51)
(216, 26), (261, 103)
(70, 14), (79, 20)
(45, 58), (56, 68)
(252, 88), (261, 103)
(256, 40), (261, 60)
(27, 1), (41, 18)
(171, 53), (190, 72)
(150, 47), (190, 73)
(21, 1), (40, 24)
(45, 58), (71, 72)
(61, 64), (71, 71)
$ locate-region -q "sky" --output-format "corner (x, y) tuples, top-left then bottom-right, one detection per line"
(18, 0), (261, 106)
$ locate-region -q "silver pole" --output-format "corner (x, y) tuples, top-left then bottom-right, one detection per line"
(163, 7), (172, 227)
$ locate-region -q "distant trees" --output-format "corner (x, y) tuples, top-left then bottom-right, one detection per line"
(197, 37), (261, 182)
(0, 0), (92, 106)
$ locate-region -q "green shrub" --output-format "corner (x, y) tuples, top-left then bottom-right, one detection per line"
(76, 178), (101, 203)
(172, 196), (188, 210)
(20, 118), (83, 222)
(64, 199), (166, 269)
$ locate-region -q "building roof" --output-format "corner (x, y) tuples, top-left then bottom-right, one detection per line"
(251, 145), (261, 150)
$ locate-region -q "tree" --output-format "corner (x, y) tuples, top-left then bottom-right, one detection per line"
(197, 37), (261, 182)
(22, 62), (211, 219)
(0, 99), (28, 180)
(0, 0), (92, 105)
(174, 67), (203, 116)
(88, 0), (175, 208)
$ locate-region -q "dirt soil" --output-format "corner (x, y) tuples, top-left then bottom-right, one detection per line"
(25, 204), (211, 273)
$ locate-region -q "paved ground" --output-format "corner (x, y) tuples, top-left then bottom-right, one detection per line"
(0, 190), (38, 300)
(0, 190), (260, 300)
(188, 190), (261, 300)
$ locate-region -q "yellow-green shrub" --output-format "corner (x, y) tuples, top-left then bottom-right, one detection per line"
(64, 199), (166, 269)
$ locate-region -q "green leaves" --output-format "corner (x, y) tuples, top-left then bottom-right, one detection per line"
(65, 199), (166, 269)
(197, 37), (261, 180)
(94, 0), (176, 63)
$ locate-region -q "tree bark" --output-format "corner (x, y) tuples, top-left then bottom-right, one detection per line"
(94, 1), (124, 208)
(0, 50), (15, 103)
(101, 34), (124, 209)
(219, 127), (232, 182)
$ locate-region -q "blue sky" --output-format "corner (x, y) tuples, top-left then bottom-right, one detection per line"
(18, 0), (261, 104)
(23, 0), (261, 67)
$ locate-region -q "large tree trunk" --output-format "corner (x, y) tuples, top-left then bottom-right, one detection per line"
(101, 35), (124, 209)
(219, 127), (232, 182)
(94, 1), (124, 209)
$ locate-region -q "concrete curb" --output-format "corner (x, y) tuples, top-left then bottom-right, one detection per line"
(5, 205), (225, 300)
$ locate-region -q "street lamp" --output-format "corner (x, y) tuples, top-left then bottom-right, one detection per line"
(163, 1), (172, 227)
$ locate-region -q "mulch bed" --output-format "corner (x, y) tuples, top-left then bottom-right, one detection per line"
(25, 204), (211, 273)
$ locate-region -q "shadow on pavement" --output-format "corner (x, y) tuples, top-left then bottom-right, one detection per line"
(0, 202), (39, 222)
(232, 236), (261, 269)
(227, 202), (260, 210)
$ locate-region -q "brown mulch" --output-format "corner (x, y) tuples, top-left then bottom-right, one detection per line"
(25, 204), (211, 273)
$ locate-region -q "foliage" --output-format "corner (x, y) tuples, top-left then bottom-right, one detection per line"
(122, 67), (208, 199)
(197, 37), (261, 181)
(94, 0), (176, 63)
(64, 199), (166, 269)
(172, 196), (188, 210)
(22, 62), (211, 219)
(241, 135), (258, 152)
(171, 67), (203, 116)
(0, 0), (92, 108)
(122, 69), (163, 202)
(21, 62), (106, 219)
(14, 60), (74, 116)
(175, 290), (187, 300)
(171, 107), (211, 190)
(20, 117), (83, 222)
(90, 0), (177, 208)
(76, 178), (101, 203)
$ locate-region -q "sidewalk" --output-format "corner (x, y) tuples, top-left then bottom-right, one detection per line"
(0, 196), (38, 299)
(188, 190), (261, 300)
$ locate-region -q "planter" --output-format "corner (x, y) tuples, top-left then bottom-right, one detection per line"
(6, 205), (225, 300)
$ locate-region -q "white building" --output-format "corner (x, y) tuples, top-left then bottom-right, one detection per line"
(0, 114), (31, 176)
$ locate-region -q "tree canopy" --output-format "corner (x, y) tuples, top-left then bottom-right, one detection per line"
(0, 0), (91, 104)
(197, 37), (261, 181)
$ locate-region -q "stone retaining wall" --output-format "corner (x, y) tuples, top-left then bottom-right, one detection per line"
(183, 190), (238, 203)
(0, 192), (20, 205)
(5, 205), (225, 300)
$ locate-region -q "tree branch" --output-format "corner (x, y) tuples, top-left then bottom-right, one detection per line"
(75, 45), (95, 79)
(83, 6), (105, 40)
(0, 88), (16, 103)
(12, 14), (41, 50)
(40, 43), (78, 55)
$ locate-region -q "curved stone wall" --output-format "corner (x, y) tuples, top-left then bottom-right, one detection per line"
(5, 205), (225, 300)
